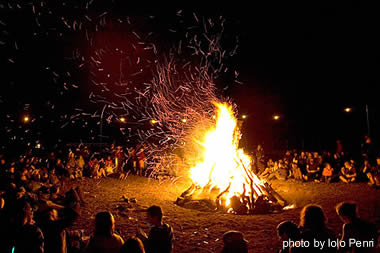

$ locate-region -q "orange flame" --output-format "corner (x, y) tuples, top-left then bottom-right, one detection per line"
(189, 103), (265, 207)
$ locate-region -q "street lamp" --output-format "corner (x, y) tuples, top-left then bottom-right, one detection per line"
(273, 115), (280, 120)
(241, 115), (247, 119)
(119, 117), (126, 123)
(343, 105), (370, 137)
(344, 107), (352, 113)
(23, 115), (30, 123)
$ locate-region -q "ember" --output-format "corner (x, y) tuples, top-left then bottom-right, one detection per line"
(176, 103), (291, 214)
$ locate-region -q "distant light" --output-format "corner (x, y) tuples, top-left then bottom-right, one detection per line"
(212, 115), (216, 119)
(36, 143), (41, 149)
(273, 115), (280, 120)
(23, 116), (30, 123)
(150, 119), (158, 124)
(181, 118), (187, 123)
(242, 115), (247, 119)
(120, 117), (126, 123)
(344, 107), (352, 113)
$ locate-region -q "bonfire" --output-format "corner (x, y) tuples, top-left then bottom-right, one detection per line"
(176, 103), (292, 214)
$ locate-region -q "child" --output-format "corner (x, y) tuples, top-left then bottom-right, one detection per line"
(136, 205), (173, 253)
(321, 163), (334, 183)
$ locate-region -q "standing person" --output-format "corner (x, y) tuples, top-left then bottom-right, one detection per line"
(137, 148), (146, 176)
(136, 205), (174, 253)
(361, 136), (375, 164)
(336, 140), (343, 154)
(335, 202), (378, 253)
(115, 146), (126, 174)
(86, 211), (124, 253)
(128, 147), (137, 174)
(254, 145), (265, 174)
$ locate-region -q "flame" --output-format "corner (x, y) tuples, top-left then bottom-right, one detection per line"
(189, 103), (265, 208)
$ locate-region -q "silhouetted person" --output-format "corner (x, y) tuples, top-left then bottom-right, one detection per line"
(136, 205), (173, 253)
(120, 237), (145, 253)
(86, 211), (124, 253)
(10, 200), (45, 253)
(276, 221), (301, 253)
(336, 202), (378, 253)
(221, 231), (248, 253)
(298, 204), (337, 252)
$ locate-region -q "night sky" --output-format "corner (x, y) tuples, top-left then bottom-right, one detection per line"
(1, 2), (379, 155)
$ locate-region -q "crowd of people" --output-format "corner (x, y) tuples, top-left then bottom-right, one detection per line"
(275, 202), (378, 253)
(252, 138), (380, 187)
(0, 138), (379, 253)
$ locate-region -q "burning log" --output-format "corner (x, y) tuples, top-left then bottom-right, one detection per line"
(174, 103), (292, 214)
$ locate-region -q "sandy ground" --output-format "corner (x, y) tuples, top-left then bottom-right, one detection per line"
(68, 176), (380, 253)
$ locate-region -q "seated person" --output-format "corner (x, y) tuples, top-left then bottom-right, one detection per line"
(9, 200), (44, 253)
(260, 161), (277, 179)
(335, 202), (378, 252)
(306, 159), (321, 182)
(221, 230), (248, 253)
(136, 205), (173, 253)
(120, 237), (145, 253)
(104, 156), (115, 176)
(298, 204), (337, 252)
(321, 163), (334, 183)
(86, 211), (124, 253)
(276, 221), (301, 253)
(291, 162), (303, 181)
(367, 156), (380, 187)
(358, 159), (372, 182)
(267, 161), (288, 181)
(339, 161), (357, 183)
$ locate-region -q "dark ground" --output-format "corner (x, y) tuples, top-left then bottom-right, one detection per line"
(68, 176), (380, 253)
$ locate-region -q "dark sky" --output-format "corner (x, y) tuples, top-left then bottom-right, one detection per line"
(1, 1), (379, 154)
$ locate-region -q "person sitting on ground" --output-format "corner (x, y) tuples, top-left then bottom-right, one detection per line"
(340, 161), (357, 183)
(86, 211), (124, 253)
(298, 204), (337, 252)
(306, 159), (321, 182)
(260, 160), (277, 179)
(321, 162), (334, 183)
(221, 230), (248, 253)
(276, 221), (301, 253)
(136, 205), (174, 253)
(367, 155), (380, 187)
(105, 155), (115, 176)
(291, 162), (303, 181)
(120, 237), (145, 253)
(10, 200), (45, 253)
(90, 158), (106, 179)
(358, 159), (372, 182)
(38, 202), (79, 253)
(335, 201), (378, 253)
(267, 160), (288, 181)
